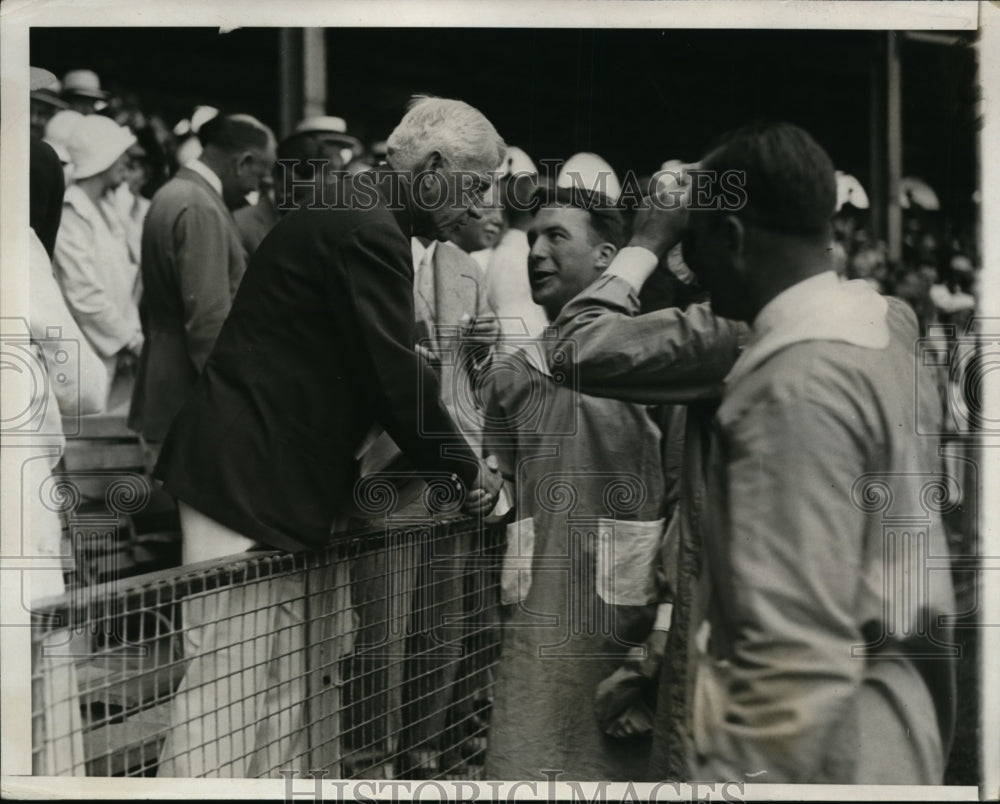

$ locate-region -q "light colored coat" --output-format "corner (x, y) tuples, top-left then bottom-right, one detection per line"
(53, 184), (142, 383)
(550, 272), (957, 784)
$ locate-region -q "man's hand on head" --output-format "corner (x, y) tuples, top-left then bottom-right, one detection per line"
(628, 164), (695, 259)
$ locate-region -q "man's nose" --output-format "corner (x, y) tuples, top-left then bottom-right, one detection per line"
(467, 204), (484, 220)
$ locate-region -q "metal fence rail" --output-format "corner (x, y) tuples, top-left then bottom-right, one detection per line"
(31, 517), (503, 780)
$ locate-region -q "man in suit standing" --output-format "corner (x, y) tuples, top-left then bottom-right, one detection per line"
(128, 114), (276, 453)
(154, 97), (505, 777)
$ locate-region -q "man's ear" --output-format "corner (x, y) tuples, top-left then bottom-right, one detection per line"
(234, 150), (255, 175)
(722, 214), (745, 256)
(594, 243), (618, 271)
(415, 150), (444, 176)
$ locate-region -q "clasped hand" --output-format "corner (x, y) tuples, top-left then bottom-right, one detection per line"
(464, 454), (503, 515)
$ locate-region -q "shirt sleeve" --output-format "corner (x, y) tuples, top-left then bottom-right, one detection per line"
(696, 390), (871, 782)
(480, 358), (520, 484)
(337, 221), (480, 489)
(53, 206), (138, 358)
(548, 271), (747, 404)
(174, 204), (238, 372)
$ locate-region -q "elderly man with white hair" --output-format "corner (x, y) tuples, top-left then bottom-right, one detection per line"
(153, 96), (505, 778)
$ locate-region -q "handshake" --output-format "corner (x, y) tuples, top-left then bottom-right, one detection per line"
(464, 454), (505, 515)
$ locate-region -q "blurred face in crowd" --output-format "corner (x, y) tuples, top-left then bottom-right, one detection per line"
(95, 151), (131, 193)
(66, 96), (100, 116)
(223, 140), (277, 209)
(411, 150), (495, 242)
(450, 183), (504, 253)
(30, 99), (56, 140)
(527, 205), (617, 321)
(124, 145), (150, 196)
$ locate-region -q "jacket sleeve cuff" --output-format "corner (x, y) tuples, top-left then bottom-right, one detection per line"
(606, 247), (659, 293)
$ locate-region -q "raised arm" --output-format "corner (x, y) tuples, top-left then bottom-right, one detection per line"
(549, 248), (746, 405)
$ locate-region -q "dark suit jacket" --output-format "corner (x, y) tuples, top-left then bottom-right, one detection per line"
(128, 166), (247, 441)
(153, 172), (480, 552)
(233, 193), (280, 257)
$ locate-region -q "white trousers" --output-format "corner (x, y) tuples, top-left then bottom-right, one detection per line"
(157, 502), (307, 777)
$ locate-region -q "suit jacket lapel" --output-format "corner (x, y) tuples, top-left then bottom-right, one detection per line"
(434, 243), (477, 331)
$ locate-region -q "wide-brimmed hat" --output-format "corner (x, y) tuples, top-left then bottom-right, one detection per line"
(44, 110), (86, 163)
(61, 69), (109, 100)
(556, 152), (622, 204)
(30, 66), (68, 110)
(66, 115), (136, 179)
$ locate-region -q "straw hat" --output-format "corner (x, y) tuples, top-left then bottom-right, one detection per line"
(556, 152), (621, 203)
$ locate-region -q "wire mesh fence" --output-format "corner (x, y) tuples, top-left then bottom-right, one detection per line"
(31, 517), (503, 780)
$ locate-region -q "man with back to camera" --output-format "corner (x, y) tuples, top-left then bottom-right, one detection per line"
(153, 96), (505, 777)
(129, 113), (276, 454)
(547, 122), (956, 783)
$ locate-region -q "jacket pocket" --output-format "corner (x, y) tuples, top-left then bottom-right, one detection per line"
(501, 517), (535, 605)
(595, 517), (666, 606)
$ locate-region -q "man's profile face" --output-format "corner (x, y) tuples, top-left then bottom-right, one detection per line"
(683, 209), (752, 322)
(237, 144), (277, 191)
(450, 183), (504, 252)
(414, 153), (494, 242)
(527, 206), (607, 319)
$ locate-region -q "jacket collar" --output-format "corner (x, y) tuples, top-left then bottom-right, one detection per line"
(372, 168), (413, 237)
(725, 271), (891, 387)
(175, 165), (233, 219)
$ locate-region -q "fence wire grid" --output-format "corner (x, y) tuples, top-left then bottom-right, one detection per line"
(31, 517), (504, 780)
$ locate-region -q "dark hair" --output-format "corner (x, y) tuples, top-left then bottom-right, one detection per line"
(701, 120), (835, 236)
(198, 113), (272, 153)
(30, 137), (65, 259)
(530, 183), (626, 250)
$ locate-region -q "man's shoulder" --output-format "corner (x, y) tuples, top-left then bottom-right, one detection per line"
(148, 172), (220, 217)
(723, 315), (919, 435)
(276, 202), (404, 245)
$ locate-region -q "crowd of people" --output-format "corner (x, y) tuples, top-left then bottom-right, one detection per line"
(25, 64), (978, 785)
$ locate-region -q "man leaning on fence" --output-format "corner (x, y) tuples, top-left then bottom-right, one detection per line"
(152, 96), (505, 777)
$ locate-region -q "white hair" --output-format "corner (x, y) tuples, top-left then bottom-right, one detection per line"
(386, 95), (505, 173)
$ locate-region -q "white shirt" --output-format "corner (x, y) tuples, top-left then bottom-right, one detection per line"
(411, 237), (438, 278)
(187, 158), (223, 197)
(482, 228), (548, 340)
